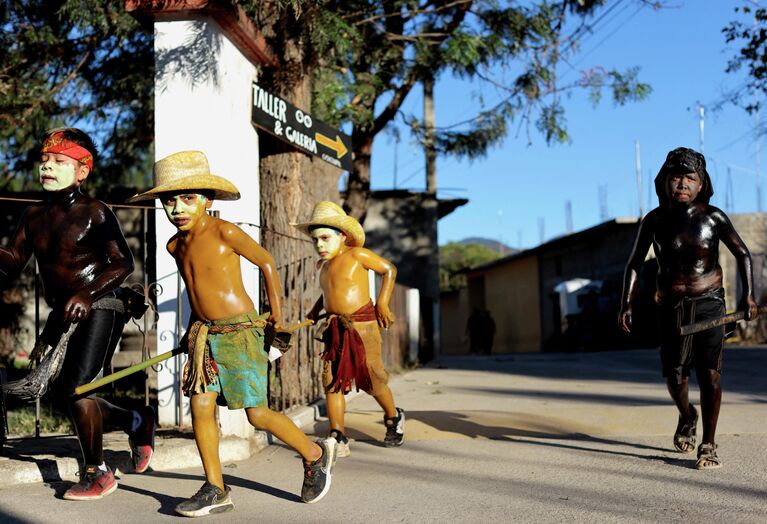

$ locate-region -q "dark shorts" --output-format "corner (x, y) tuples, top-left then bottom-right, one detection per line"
(49, 308), (124, 397)
(658, 290), (725, 384)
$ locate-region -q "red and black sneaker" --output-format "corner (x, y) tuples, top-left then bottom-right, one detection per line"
(129, 405), (156, 473)
(63, 465), (118, 501)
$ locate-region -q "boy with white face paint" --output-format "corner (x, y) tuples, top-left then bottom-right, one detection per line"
(295, 201), (405, 456)
(0, 127), (155, 501)
(128, 151), (338, 516)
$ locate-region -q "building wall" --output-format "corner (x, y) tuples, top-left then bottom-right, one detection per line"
(439, 288), (470, 355)
(484, 255), (541, 353)
(154, 17), (261, 435)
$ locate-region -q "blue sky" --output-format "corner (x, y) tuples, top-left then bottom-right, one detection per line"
(367, 0), (763, 249)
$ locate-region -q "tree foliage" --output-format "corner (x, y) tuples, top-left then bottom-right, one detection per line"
(439, 241), (501, 291)
(310, 0), (654, 218)
(0, 0), (153, 193)
(724, 4), (767, 114)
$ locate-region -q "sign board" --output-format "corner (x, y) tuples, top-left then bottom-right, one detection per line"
(251, 82), (352, 171)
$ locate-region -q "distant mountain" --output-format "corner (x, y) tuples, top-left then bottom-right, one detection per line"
(458, 237), (518, 256)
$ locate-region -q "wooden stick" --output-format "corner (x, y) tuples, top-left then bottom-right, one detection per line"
(678, 311), (747, 336)
(73, 319), (315, 395)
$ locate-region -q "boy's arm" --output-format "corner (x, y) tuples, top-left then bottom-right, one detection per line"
(619, 213), (655, 333)
(64, 207), (135, 323)
(224, 223), (283, 328)
(353, 248), (397, 328)
(715, 209), (758, 320)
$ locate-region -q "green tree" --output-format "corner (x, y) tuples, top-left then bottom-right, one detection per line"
(724, 4), (767, 115)
(311, 0), (655, 219)
(439, 241), (501, 291)
(0, 0), (153, 192)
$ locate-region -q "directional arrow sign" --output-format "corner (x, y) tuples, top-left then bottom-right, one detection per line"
(251, 82), (352, 171)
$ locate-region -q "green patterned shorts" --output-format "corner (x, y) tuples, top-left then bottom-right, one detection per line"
(205, 310), (269, 409)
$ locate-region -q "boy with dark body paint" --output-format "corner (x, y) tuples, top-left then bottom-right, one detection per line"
(128, 151), (337, 517)
(619, 147), (757, 470)
(0, 128), (155, 500)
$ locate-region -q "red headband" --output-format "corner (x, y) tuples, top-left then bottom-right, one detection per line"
(41, 133), (94, 171)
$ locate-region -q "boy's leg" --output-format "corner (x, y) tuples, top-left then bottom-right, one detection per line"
(97, 397), (156, 473)
(246, 406), (321, 461)
(191, 392), (224, 489)
(695, 367), (723, 469)
(176, 391), (235, 517)
(246, 406), (337, 504)
(372, 384), (398, 419)
(326, 391), (347, 433)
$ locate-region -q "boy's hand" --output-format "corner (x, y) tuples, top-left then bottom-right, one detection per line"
(64, 293), (92, 323)
(268, 315), (284, 332)
(618, 306), (632, 333)
(376, 303), (395, 329)
(740, 295), (758, 321)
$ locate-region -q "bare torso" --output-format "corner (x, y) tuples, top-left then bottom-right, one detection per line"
(319, 248), (372, 316)
(168, 215), (255, 322)
(651, 203), (724, 299)
(20, 190), (133, 308)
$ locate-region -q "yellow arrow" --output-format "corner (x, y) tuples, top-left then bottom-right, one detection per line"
(315, 132), (348, 159)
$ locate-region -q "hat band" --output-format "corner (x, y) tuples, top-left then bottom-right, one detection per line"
(41, 133), (93, 170)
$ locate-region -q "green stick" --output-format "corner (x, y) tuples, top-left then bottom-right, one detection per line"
(74, 346), (183, 396)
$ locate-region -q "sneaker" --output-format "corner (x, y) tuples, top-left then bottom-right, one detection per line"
(301, 438), (337, 504)
(175, 482), (234, 517)
(384, 408), (405, 447)
(129, 405), (156, 473)
(329, 429), (351, 458)
(63, 465), (118, 501)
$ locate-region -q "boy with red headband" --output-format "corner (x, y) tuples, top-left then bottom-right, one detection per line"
(0, 128), (155, 499)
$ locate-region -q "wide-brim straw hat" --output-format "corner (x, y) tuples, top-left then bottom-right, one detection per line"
(293, 201), (365, 247)
(127, 150), (240, 202)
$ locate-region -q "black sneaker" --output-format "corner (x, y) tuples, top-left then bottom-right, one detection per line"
(329, 429), (351, 458)
(175, 482), (234, 517)
(384, 408), (405, 447)
(301, 438), (337, 504)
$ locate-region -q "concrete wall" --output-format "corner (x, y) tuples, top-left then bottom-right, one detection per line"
(484, 254), (541, 353)
(153, 17), (261, 436)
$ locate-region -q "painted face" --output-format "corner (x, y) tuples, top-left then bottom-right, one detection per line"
(38, 153), (86, 191)
(161, 193), (210, 231)
(310, 227), (345, 260)
(666, 171), (702, 204)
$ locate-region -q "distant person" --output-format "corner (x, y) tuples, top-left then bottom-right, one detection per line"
(295, 201), (404, 457)
(129, 151), (337, 516)
(0, 128), (155, 500)
(619, 147), (757, 470)
(479, 309), (496, 354)
(466, 308), (482, 354)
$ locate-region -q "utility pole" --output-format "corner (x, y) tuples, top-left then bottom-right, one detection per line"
(565, 200), (573, 234)
(698, 103), (705, 154)
(424, 74), (437, 195)
(538, 217), (545, 245)
(635, 140), (643, 216)
(598, 184), (608, 222)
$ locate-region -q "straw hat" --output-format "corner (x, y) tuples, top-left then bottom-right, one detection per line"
(127, 150), (240, 202)
(293, 201), (365, 247)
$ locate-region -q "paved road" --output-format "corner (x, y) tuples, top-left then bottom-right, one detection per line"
(2, 347), (767, 523)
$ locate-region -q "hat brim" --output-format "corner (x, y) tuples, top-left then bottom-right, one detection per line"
(127, 174), (241, 202)
(293, 216), (365, 247)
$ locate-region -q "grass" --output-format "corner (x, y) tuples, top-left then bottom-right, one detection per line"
(7, 403), (72, 436)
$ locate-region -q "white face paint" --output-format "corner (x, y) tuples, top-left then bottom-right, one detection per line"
(309, 227), (344, 260)
(162, 193), (208, 231)
(38, 155), (79, 191)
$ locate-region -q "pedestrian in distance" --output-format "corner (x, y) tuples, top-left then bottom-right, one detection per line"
(0, 127), (156, 500)
(619, 147), (758, 470)
(128, 151), (337, 517)
(295, 201), (405, 458)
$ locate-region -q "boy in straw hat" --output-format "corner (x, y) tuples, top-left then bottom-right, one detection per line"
(295, 201), (405, 456)
(128, 151), (337, 516)
(0, 127), (156, 501)
(619, 147), (757, 470)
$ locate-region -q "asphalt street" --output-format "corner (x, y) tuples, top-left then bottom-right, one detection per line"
(1, 347), (767, 523)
